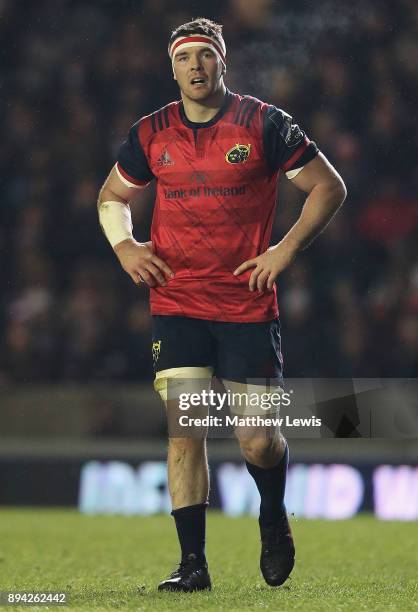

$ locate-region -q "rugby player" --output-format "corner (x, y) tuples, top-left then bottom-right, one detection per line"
(97, 17), (346, 592)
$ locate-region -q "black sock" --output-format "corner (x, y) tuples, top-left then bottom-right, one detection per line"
(245, 442), (289, 528)
(171, 503), (207, 565)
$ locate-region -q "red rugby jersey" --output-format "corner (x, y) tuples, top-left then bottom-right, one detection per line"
(117, 90), (318, 322)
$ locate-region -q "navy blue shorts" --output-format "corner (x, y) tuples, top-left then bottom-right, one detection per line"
(151, 315), (283, 384)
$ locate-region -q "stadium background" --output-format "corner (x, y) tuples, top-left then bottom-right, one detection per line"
(0, 0), (417, 520)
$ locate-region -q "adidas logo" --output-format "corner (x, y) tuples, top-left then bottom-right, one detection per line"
(156, 147), (174, 167)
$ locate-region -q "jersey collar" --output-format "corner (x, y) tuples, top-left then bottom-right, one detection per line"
(179, 89), (232, 129)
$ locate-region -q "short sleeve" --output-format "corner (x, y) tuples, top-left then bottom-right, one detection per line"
(116, 121), (154, 188)
(263, 106), (318, 177)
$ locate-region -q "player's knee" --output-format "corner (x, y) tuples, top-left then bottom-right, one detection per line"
(239, 435), (284, 465)
(239, 437), (273, 462)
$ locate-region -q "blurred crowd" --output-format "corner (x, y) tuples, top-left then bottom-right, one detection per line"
(1, 0), (417, 384)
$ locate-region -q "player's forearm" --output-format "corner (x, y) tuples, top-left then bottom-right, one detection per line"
(97, 188), (134, 249)
(281, 180), (347, 252)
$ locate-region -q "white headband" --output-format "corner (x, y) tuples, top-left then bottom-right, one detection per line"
(169, 34), (227, 69)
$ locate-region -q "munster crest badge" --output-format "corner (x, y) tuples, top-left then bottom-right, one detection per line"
(225, 143), (251, 164)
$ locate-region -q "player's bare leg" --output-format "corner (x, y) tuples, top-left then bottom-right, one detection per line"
(236, 426), (295, 587)
(156, 435), (211, 592)
(167, 437), (209, 509)
(155, 373), (212, 592)
(225, 380), (295, 587)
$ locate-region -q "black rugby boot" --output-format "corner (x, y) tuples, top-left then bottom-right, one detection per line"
(158, 553), (212, 592)
(260, 509), (295, 587)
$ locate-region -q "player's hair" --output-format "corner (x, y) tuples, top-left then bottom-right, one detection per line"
(168, 17), (224, 50)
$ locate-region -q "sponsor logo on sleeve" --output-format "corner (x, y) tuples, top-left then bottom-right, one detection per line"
(269, 109), (304, 148)
(285, 123), (304, 148)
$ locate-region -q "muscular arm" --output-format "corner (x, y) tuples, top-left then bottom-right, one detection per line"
(97, 166), (173, 287)
(98, 165), (134, 208)
(234, 152), (347, 292)
(281, 152), (347, 251)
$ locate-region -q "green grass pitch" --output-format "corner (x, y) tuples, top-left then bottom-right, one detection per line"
(0, 509), (416, 611)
